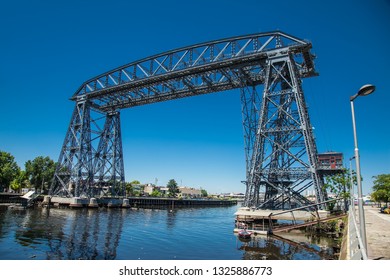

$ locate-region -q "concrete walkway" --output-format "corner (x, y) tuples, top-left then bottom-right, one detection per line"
(359, 206), (390, 260)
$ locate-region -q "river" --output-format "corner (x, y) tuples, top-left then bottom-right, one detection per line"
(0, 204), (337, 260)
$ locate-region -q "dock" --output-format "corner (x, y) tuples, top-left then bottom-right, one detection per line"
(233, 205), (340, 235)
(235, 207), (329, 222)
(42, 196), (237, 209)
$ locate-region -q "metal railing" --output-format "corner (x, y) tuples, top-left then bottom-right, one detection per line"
(348, 205), (368, 260)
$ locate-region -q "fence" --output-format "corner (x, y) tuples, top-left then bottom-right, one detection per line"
(348, 205), (368, 260)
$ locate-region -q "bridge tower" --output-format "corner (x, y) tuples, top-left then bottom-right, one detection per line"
(241, 53), (325, 210)
(50, 98), (125, 198)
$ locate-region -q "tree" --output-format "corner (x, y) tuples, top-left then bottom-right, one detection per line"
(125, 182), (134, 196)
(372, 174), (390, 192)
(10, 170), (30, 192)
(371, 174), (390, 206)
(125, 180), (142, 196)
(201, 189), (208, 197)
(324, 168), (357, 211)
(25, 156), (56, 194)
(167, 179), (179, 198)
(0, 151), (21, 192)
(371, 189), (390, 206)
(151, 189), (162, 197)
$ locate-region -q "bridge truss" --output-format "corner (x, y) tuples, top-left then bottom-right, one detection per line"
(50, 31), (326, 209)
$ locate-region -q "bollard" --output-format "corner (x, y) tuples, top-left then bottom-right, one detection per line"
(42, 195), (51, 207)
(122, 198), (130, 208)
(88, 198), (99, 208)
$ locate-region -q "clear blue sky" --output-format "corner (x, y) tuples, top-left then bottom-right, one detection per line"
(0, 0), (389, 195)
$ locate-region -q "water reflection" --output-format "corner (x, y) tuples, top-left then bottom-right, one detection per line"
(14, 208), (66, 249)
(8, 207), (125, 260)
(166, 210), (177, 229)
(47, 208), (124, 260)
(236, 233), (335, 260)
(0, 205), (14, 241)
(0, 205), (335, 260)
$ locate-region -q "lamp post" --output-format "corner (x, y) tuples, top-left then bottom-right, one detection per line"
(350, 84), (375, 251)
(349, 156), (355, 210)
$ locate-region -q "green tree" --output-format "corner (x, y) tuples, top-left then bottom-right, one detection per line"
(167, 179), (179, 198)
(151, 189), (161, 197)
(371, 174), (390, 206)
(0, 151), (21, 192)
(25, 156), (56, 194)
(372, 174), (390, 192)
(125, 182), (134, 196)
(10, 170), (30, 192)
(324, 168), (357, 211)
(201, 189), (208, 197)
(125, 180), (142, 196)
(371, 189), (390, 206)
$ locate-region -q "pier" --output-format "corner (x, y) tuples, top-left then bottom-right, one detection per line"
(41, 196), (237, 209)
(234, 207), (334, 235)
(234, 199), (344, 235)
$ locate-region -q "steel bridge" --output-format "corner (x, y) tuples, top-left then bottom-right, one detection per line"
(50, 31), (327, 210)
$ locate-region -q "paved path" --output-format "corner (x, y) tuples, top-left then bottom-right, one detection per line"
(360, 206), (390, 259)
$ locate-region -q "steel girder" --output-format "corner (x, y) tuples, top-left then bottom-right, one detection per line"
(50, 31), (324, 203)
(71, 31), (316, 112)
(242, 53), (326, 210)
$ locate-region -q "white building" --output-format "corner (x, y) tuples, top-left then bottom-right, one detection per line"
(179, 187), (202, 198)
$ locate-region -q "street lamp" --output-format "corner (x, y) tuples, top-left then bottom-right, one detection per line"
(349, 156), (355, 209)
(350, 84), (375, 251)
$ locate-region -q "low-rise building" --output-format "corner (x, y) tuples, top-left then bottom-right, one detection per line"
(179, 187), (202, 199)
(143, 184), (155, 196)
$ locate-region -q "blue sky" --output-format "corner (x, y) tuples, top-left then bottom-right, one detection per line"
(0, 0), (389, 195)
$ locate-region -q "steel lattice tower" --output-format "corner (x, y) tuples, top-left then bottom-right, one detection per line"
(241, 54), (325, 209)
(50, 98), (125, 198)
(49, 31), (327, 206)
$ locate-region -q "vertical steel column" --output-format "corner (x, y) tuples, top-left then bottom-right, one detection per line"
(93, 111), (125, 197)
(50, 98), (94, 197)
(287, 54), (326, 206)
(241, 52), (325, 209)
(240, 85), (262, 208)
(51, 106), (125, 198)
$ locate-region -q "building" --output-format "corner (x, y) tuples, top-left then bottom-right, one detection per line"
(157, 187), (169, 196)
(143, 184), (155, 196)
(178, 187), (202, 199)
(317, 152), (344, 171)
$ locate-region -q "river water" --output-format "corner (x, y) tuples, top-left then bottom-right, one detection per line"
(0, 204), (337, 260)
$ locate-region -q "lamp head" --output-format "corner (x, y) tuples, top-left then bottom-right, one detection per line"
(358, 84), (375, 97)
(350, 84), (376, 101)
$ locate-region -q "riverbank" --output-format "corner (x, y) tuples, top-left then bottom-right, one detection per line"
(125, 197), (237, 209)
(0, 193), (237, 209)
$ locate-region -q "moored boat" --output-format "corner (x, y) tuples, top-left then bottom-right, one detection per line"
(238, 229), (251, 239)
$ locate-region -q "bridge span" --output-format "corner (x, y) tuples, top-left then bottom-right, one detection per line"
(50, 31), (330, 211)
